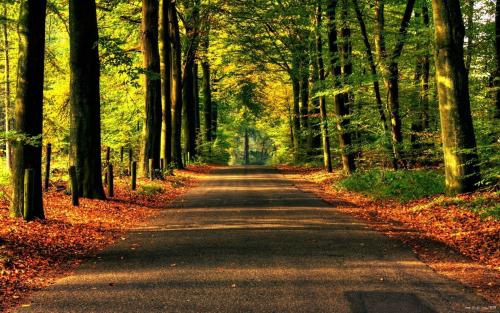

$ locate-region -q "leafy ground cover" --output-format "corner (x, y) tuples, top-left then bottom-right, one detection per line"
(0, 165), (210, 313)
(278, 165), (500, 304)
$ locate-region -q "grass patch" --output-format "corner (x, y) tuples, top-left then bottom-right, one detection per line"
(441, 194), (500, 220)
(338, 169), (445, 202)
(138, 184), (164, 195)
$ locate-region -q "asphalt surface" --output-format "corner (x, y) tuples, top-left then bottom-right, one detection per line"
(18, 166), (493, 313)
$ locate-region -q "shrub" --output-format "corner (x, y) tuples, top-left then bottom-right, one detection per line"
(338, 169), (445, 202)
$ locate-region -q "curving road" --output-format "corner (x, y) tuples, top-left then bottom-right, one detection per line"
(18, 166), (493, 313)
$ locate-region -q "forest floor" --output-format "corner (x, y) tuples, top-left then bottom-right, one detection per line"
(278, 165), (500, 305)
(0, 165), (210, 313)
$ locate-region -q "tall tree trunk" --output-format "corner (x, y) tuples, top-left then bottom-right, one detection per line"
(340, 0), (356, 172)
(69, 0), (105, 199)
(183, 59), (197, 160)
(11, 0), (47, 218)
(169, 0), (183, 168)
(244, 129), (249, 165)
(141, 0), (162, 177)
(3, 1), (12, 171)
(212, 100), (218, 140)
(327, 0), (355, 174)
(202, 60), (212, 142)
(352, 0), (388, 133)
(465, 0), (475, 73)
(411, 5), (431, 150)
(160, 0), (172, 166)
(299, 54), (310, 152)
(495, 0), (500, 119)
(431, 0), (481, 194)
(182, 0), (201, 161)
(291, 57), (301, 161)
(315, 0), (332, 172)
(376, 0), (416, 169)
(194, 62), (200, 134)
(309, 42), (322, 155)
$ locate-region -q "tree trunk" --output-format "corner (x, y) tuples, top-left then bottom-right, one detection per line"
(315, 0), (332, 172)
(309, 43), (322, 155)
(141, 0), (162, 177)
(299, 54), (310, 152)
(465, 0), (475, 73)
(11, 0), (47, 218)
(182, 0), (201, 162)
(212, 100), (218, 140)
(352, 0), (388, 133)
(183, 59), (197, 160)
(160, 0), (172, 166)
(376, 0), (416, 169)
(327, 0), (355, 174)
(495, 0), (500, 119)
(244, 129), (249, 165)
(169, 0), (183, 168)
(202, 61), (213, 142)
(431, 0), (481, 194)
(291, 73), (301, 161)
(411, 6), (431, 150)
(69, 0), (105, 200)
(3, 1), (12, 171)
(194, 62), (200, 134)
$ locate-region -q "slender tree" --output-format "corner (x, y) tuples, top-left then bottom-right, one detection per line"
(315, 0), (332, 172)
(160, 0), (172, 166)
(11, 0), (47, 218)
(327, 0), (355, 174)
(495, 0), (500, 119)
(431, 0), (481, 194)
(410, 5), (431, 150)
(375, 0), (416, 169)
(201, 25), (213, 143)
(69, 0), (105, 199)
(3, 1), (12, 171)
(182, 0), (201, 161)
(141, 0), (162, 176)
(169, 0), (184, 168)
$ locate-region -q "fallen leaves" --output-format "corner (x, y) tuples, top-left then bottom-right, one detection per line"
(279, 165), (500, 304)
(0, 165), (207, 313)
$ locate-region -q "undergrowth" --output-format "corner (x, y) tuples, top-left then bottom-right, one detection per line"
(339, 169), (445, 202)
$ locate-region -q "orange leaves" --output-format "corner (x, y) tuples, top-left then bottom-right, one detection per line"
(0, 168), (205, 313)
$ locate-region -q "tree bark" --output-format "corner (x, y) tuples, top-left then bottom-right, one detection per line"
(291, 71), (301, 161)
(411, 5), (431, 150)
(3, 1), (12, 171)
(495, 0), (500, 119)
(11, 0), (47, 218)
(244, 129), (249, 165)
(327, 0), (355, 174)
(202, 60), (213, 142)
(183, 59), (197, 160)
(194, 62), (200, 133)
(141, 0), (162, 177)
(375, 0), (415, 169)
(299, 54), (310, 151)
(160, 0), (172, 166)
(69, 0), (105, 200)
(169, 0), (184, 168)
(315, 0), (332, 172)
(182, 0), (201, 161)
(431, 0), (481, 194)
(352, 0), (388, 133)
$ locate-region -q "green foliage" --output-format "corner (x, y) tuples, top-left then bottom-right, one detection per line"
(339, 169), (445, 202)
(440, 194), (500, 220)
(138, 183), (164, 195)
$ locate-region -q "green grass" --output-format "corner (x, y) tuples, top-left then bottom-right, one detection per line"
(138, 184), (164, 195)
(440, 194), (500, 220)
(338, 168), (445, 202)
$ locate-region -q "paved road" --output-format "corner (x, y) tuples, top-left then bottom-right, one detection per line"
(19, 167), (493, 313)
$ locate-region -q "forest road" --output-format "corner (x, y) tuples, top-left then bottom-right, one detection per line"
(17, 166), (494, 313)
